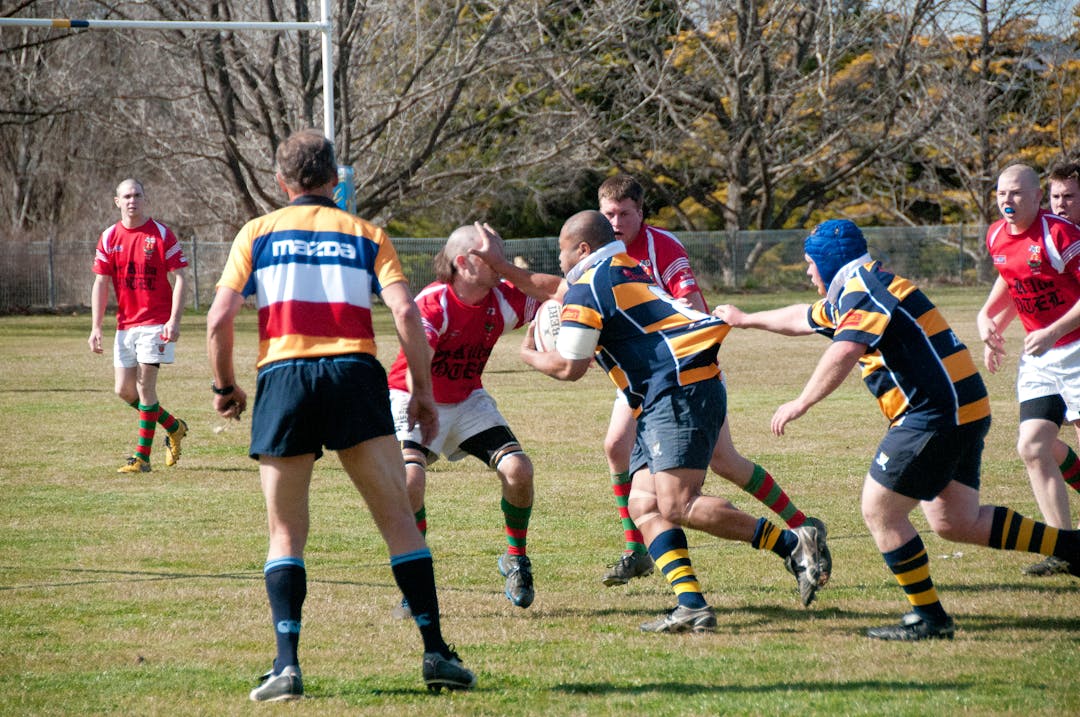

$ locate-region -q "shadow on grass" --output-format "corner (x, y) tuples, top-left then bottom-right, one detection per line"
(551, 678), (975, 697)
(0, 566), (264, 591)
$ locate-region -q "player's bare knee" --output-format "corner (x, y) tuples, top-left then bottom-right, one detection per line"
(627, 486), (657, 522)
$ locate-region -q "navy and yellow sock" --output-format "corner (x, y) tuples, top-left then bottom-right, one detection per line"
(882, 535), (948, 623)
(648, 528), (707, 609)
(988, 505), (1079, 561)
(750, 517), (798, 558)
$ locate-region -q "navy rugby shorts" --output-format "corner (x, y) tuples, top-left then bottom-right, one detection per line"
(868, 417), (990, 501)
(249, 353), (394, 460)
(629, 378), (726, 476)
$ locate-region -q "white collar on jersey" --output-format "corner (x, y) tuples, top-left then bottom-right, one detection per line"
(826, 253), (873, 306)
(565, 240), (627, 285)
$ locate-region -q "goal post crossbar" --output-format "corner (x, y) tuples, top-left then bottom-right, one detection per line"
(0, 1), (336, 139)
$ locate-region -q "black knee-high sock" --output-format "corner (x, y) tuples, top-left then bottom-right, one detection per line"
(264, 558), (306, 674)
(391, 548), (449, 656)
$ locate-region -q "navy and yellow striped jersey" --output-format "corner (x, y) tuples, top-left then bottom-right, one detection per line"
(808, 261), (989, 429)
(557, 251), (730, 413)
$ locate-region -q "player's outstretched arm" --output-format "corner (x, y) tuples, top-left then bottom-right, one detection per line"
(471, 222), (566, 302)
(772, 339), (865, 436)
(714, 303), (814, 336)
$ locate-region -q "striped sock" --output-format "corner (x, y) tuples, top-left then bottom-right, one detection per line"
(414, 505), (427, 537)
(156, 404), (179, 434)
(988, 506), (1079, 561)
(743, 464), (806, 528)
(502, 497), (532, 556)
(750, 517), (798, 558)
(129, 399), (179, 433)
(648, 528), (707, 609)
(134, 402), (160, 462)
(611, 471), (647, 554)
(882, 535), (948, 623)
(1061, 447), (1080, 494)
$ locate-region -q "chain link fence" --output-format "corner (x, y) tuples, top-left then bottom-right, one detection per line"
(0, 225), (992, 314)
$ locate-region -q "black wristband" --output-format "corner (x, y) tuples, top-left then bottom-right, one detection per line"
(211, 382), (235, 396)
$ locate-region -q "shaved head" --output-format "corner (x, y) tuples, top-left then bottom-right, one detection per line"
(560, 210), (615, 250)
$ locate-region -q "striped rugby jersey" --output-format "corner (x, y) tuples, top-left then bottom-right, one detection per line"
(808, 261), (989, 429)
(557, 248), (729, 414)
(216, 195), (407, 368)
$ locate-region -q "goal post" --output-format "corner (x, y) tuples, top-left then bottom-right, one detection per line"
(0, 0), (336, 140)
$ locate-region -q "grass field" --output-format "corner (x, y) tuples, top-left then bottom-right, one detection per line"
(1, 287), (1078, 716)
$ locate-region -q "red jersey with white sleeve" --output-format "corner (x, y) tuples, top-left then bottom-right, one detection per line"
(624, 224), (704, 304)
(92, 219), (188, 330)
(986, 208), (1080, 348)
(387, 280), (539, 403)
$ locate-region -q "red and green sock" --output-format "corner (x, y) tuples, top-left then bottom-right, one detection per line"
(742, 464), (806, 528)
(502, 498), (532, 556)
(611, 471), (647, 555)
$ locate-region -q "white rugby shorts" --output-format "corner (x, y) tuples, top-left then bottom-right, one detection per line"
(390, 387), (509, 461)
(1016, 338), (1080, 422)
(113, 324), (174, 367)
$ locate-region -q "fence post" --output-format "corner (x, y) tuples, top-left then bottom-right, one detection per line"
(191, 230), (200, 312)
(48, 231), (57, 310)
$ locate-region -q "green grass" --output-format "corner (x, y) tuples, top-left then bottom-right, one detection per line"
(1, 287), (1078, 715)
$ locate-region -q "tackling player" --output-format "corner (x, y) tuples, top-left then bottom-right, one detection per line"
(518, 210), (825, 633)
(718, 219), (1080, 640)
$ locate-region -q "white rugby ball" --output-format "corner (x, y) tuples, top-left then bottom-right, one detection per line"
(533, 299), (562, 352)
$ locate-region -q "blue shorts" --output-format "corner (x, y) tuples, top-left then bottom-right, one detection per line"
(629, 378), (727, 475)
(868, 417), (990, 501)
(249, 354), (395, 460)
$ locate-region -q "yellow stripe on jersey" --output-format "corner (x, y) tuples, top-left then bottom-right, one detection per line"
(941, 351), (979, 381)
(561, 303), (603, 331)
(958, 396), (992, 424)
(840, 307), (890, 337)
(665, 325), (731, 358)
(886, 274), (918, 300)
(680, 364), (722, 384)
(915, 307), (950, 338)
(607, 364), (630, 392)
(877, 386), (909, 419)
(611, 281), (657, 309)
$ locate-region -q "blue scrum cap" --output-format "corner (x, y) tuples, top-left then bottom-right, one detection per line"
(803, 219), (868, 285)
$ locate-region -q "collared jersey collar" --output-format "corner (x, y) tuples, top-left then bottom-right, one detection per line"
(290, 194), (339, 209)
(826, 253), (873, 306)
(565, 240), (627, 285)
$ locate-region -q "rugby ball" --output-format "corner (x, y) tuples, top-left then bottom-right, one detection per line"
(533, 299), (562, 352)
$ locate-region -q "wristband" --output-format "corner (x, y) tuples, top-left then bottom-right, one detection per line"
(211, 382), (235, 396)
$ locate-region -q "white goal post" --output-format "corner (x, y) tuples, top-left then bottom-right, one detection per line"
(0, 0), (336, 139)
